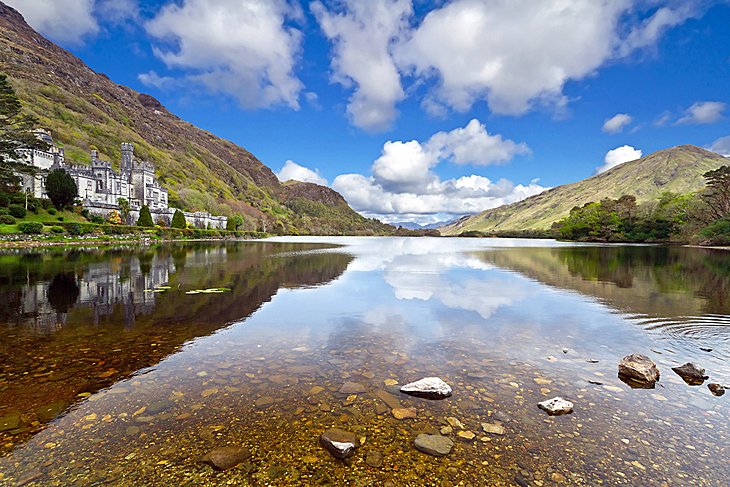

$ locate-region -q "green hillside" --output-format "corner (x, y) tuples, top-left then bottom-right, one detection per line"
(441, 145), (729, 235)
(0, 2), (391, 236)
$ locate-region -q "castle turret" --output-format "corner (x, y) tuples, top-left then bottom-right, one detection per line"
(121, 143), (134, 171)
(90, 149), (99, 165)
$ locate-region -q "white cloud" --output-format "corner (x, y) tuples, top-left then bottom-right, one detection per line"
(311, 0), (412, 131)
(602, 113), (633, 134)
(311, 0), (702, 127)
(144, 0), (303, 109)
(277, 160), (328, 186)
(676, 101), (727, 125)
(709, 136), (730, 157)
(332, 120), (543, 220)
(597, 145), (642, 173)
(426, 119), (531, 165)
(96, 0), (139, 24)
(6, 0), (99, 44)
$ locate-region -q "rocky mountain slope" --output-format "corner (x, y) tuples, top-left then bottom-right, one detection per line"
(0, 2), (391, 235)
(441, 145), (729, 235)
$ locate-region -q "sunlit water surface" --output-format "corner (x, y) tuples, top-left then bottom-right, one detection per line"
(0, 237), (728, 486)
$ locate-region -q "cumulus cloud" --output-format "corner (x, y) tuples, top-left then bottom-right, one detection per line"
(311, 0), (703, 127)
(96, 0), (139, 24)
(597, 145), (642, 173)
(709, 136), (730, 157)
(276, 160), (328, 186)
(6, 0), (99, 44)
(676, 101), (726, 125)
(602, 113), (633, 134)
(144, 0), (303, 109)
(311, 0), (412, 131)
(332, 119), (542, 220)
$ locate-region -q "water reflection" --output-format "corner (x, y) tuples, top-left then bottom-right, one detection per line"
(0, 238), (729, 486)
(0, 242), (352, 453)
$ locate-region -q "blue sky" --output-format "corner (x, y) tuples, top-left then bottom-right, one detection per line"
(7, 0), (730, 224)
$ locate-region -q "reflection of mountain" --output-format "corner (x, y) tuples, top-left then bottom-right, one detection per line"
(0, 242), (351, 452)
(475, 246), (730, 318)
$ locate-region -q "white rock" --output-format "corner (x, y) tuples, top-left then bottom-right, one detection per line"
(537, 397), (574, 416)
(400, 377), (452, 399)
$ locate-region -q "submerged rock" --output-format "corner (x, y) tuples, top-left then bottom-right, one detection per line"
(708, 383), (725, 396)
(618, 354), (660, 388)
(414, 434), (454, 456)
(320, 428), (358, 459)
(537, 397), (574, 416)
(0, 412), (22, 432)
(199, 447), (252, 471)
(400, 377), (452, 399)
(365, 450), (384, 468)
(671, 363), (708, 385)
(35, 401), (69, 424)
(339, 381), (367, 394)
(392, 407), (417, 420)
(481, 422), (506, 435)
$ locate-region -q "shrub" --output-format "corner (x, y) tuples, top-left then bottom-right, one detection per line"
(48, 208), (57, 215)
(107, 209), (122, 224)
(50, 226), (65, 234)
(90, 214), (105, 224)
(171, 209), (186, 229)
(0, 194), (8, 207)
(57, 216), (64, 222)
(17, 222), (43, 234)
(0, 215), (15, 225)
(137, 205), (154, 227)
(9, 204), (26, 219)
(66, 223), (83, 235)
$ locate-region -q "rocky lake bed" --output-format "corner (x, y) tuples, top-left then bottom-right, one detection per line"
(0, 238), (728, 485)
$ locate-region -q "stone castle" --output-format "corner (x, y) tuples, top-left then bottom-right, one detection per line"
(16, 130), (227, 229)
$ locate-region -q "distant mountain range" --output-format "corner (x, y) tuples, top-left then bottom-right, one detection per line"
(0, 2), (392, 235)
(440, 145), (729, 235)
(391, 219), (457, 230)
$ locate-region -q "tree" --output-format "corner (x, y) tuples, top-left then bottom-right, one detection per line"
(117, 197), (130, 225)
(45, 168), (77, 210)
(702, 166), (730, 221)
(171, 209), (186, 229)
(137, 205), (154, 227)
(0, 73), (47, 190)
(226, 214), (243, 231)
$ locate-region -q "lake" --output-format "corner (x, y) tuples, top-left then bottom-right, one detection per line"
(0, 237), (728, 486)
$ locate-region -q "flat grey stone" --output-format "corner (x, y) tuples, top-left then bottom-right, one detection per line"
(400, 377), (452, 399)
(414, 434), (454, 456)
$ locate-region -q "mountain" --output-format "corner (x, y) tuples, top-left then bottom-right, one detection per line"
(441, 145), (729, 235)
(0, 2), (391, 235)
(391, 218), (458, 230)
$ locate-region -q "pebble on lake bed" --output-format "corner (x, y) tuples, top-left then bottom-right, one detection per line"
(708, 383), (725, 396)
(537, 397), (574, 416)
(199, 447), (252, 471)
(400, 377), (452, 399)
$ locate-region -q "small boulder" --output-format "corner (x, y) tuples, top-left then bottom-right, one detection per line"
(414, 434), (454, 457)
(708, 383), (725, 397)
(320, 428), (358, 459)
(199, 447), (252, 471)
(671, 363), (708, 386)
(481, 422), (505, 435)
(618, 354), (660, 388)
(537, 397), (574, 416)
(400, 377), (452, 399)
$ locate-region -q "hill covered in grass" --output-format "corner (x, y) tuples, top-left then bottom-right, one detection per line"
(441, 145), (729, 235)
(0, 2), (392, 236)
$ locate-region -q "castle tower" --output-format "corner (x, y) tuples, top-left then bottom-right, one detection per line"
(90, 149), (99, 165)
(121, 143), (134, 171)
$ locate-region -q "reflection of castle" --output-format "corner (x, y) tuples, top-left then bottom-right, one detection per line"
(18, 253), (175, 331)
(14, 130), (227, 229)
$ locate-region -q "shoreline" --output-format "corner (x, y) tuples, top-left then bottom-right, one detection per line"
(0, 235), (267, 249)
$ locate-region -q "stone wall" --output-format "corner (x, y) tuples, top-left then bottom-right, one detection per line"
(85, 203), (227, 230)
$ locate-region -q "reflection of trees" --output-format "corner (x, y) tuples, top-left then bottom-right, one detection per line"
(476, 246), (730, 317)
(47, 273), (79, 313)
